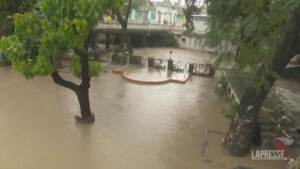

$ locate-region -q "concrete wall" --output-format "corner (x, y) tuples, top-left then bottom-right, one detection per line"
(175, 35), (215, 53)
(193, 17), (208, 34)
(131, 32), (178, 48)
(174, 15), (214, 52)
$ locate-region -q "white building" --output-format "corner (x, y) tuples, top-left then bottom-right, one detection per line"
(192, 2), (209, 34)
(127, 0), (185, 27)
(175, 2), (214, 52)
(152, 1), (185, 26)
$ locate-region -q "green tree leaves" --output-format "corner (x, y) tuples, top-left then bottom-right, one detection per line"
(0, 0), (36, 36)
(206, 0), (300, 90)
(0, 0), (105, 79)
(70, 55), (101, 78)
(206, 0), (300, 68)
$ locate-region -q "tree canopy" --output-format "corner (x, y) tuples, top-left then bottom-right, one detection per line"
(0, 0), (36, 36)
(206, 0), (300, 69)
(206, 0), (300, 156)
(0, 0), (103, 79)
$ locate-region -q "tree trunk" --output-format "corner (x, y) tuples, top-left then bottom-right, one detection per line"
(51, 32), (95, 124)
(223, 8), (300, 156)
(73, 38), (95, 123)
(183, 1), (195, 33)
(113, 8), (133, 54)
(118, 20), (132, 54)
(75, 85), (94, 122)
(106, 33), (110, 49)
(51, 69), (95, 124)
(184, 9), (194, 33)
(223, 70), (273, 156)
(122, 26), (133, 54)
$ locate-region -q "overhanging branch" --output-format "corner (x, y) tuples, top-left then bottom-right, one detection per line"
(113, 8), (127, 29)
(125, 0), (132, 23)
(51, 70), (79, 91)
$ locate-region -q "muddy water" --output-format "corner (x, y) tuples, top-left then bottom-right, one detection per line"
(0, 48), (284, 169)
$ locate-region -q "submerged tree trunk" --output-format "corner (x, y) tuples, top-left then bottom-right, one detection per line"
(51, 33), (95, 124)
(113, 1), (133, 54)
(223, 9), (300, 156)
(75, 85), (94, 121)
(74, 44), (95, 123)
(121, 25), (133, 54)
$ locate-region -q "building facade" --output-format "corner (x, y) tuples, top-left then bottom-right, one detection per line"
(128, 0), (185, 27)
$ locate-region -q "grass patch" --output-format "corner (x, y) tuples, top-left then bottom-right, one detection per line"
(224, 101), (239, 119)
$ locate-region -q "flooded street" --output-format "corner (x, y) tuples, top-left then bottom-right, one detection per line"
(0, 48), (285, 169)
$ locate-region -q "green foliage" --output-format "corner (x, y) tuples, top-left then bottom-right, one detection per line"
(0, 0), (104, 79)
(215, 75), (239, 119)
(103, 0), (124, 10)
(89, 61), (102, 77)
(215, 75), (238, 119)
(206, 0), (300, 68)
(70, 55), (101, 78)
(0, 0), (36, 36)
(205, 0), (300, 89)
(224, 100), (238, 119)
(104, 0), (148, 10)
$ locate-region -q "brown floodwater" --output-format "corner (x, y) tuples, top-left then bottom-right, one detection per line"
(0, 48), (285, 169)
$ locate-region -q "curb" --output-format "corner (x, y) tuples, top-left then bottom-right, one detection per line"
(112, 68), (191, 85)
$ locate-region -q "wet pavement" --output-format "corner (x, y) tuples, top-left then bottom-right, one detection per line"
(0, 48), (286, 169)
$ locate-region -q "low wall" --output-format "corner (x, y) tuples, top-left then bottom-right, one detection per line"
(175, 35), (215, 53)
(112, 66), (192, 85)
